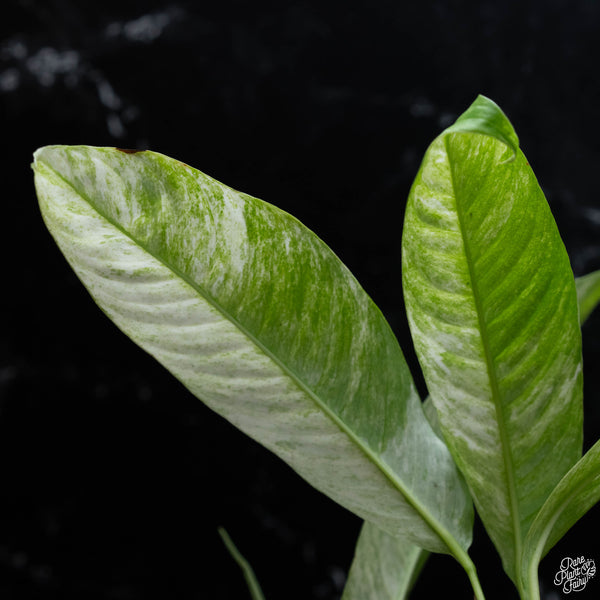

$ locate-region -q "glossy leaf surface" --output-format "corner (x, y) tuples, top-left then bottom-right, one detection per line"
(342, 521), (428, 600)
(402, 96), (583, 586)
(33, 146), (473, 556)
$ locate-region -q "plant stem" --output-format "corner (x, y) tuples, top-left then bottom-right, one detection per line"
(527, 578), (541, 600)
(456, 551), (486, 600)
(524, 559), (541, 600)
(218, 527), (266, 600)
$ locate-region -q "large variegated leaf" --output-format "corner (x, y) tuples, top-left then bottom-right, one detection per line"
(33, 146), (473, 559)
(342, 521), (428, 600)
(521, 438), (600, 598)
(402, 96), (583, 589)
(576, 270), (600, 324)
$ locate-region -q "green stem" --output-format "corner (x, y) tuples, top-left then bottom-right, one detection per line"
(218, 527), (266, 600)
(455, 550), (486, 600)
(526, 568), (541, 600)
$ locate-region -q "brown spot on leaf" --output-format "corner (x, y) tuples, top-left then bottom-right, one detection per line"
(116, 148), (143, 154)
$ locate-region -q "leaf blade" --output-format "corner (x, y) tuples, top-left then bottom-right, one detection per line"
(401, 97), (583, 584)
(342, 521), (429, 600)
(33, 145), (473, 556)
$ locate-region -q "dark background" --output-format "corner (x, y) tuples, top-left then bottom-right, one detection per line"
(2, 1), (600, 599)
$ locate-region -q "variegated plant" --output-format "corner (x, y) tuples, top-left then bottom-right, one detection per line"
(32, 96), (600, 600)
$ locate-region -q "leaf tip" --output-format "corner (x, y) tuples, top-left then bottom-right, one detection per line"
(445, 94), (520, 162)
(32, 145), (50, 166)
(32, 145), (66, 170)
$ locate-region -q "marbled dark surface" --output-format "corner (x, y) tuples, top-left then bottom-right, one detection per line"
(2, 1), (600, 598)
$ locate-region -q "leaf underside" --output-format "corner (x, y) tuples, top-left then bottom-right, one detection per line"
(33, 145), (473, 555)
(342, 397), (445, 600)
(342, 521), (428, 600)
(402, 96), (583, 585)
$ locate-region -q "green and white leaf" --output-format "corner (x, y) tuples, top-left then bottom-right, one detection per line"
(576, 269), (600, 325)
(33, 146), (473, 559)
(522, 438), (600, 599)
(402, 96), (583, 590)
(342, 521), (428, 600)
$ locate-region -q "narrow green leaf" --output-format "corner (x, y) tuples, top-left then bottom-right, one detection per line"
(522, 439), (600, 598)
(402, 96), (583, 587)
(218, 528), (266, 600)
(33, 146), (473, 559)
(576, 269), (600, 324)
(342, 521), (428, 600)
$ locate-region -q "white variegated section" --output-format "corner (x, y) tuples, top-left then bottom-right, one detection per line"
(34, 154), (465, 554)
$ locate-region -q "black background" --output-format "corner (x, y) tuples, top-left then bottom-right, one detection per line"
(2, 1), (600, 599)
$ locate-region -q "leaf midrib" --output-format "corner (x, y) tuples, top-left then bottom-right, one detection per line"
(39, 154), (462, 555)
(445, 136), (522, 579)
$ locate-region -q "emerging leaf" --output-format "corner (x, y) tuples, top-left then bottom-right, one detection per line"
(576, 269), (600, 324)
(522, 438), (600, 596)
(33, 146), (472, 557)
(402, 96), (583, 588)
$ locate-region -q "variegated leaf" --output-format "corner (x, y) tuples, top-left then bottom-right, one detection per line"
(402, 96), (583, 590)
(33, 146), (474, 560)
